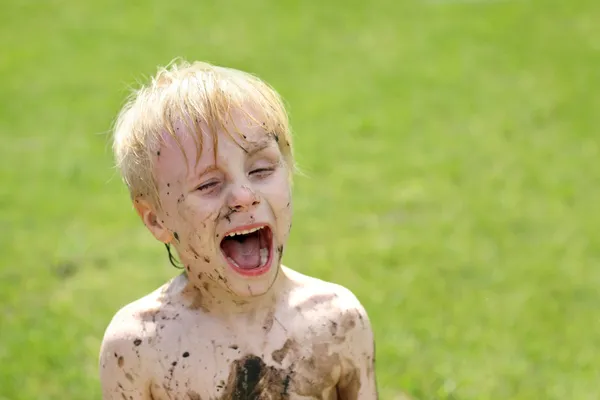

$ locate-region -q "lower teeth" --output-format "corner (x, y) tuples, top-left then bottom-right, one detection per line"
(259, 248), (268, 266)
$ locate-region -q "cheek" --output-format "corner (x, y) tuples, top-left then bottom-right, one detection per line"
(175, 198), (221, 241)
(263, 175), (293, 236)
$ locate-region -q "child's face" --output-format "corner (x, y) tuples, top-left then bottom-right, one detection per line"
(148, 109), (292, 298)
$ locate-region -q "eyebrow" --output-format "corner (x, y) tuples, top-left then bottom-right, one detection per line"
(244, 141), (271, 155)
(193, 164), (219, 181)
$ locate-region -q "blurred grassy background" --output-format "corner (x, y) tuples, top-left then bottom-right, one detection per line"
(1, 0), (600, 399)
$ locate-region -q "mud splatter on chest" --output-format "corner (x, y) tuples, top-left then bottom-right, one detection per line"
(220, 355), (291, 399)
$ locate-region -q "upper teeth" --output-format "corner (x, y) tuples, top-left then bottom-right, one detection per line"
(226, 226), (263, 237)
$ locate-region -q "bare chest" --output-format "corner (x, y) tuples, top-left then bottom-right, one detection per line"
(147, 318), (342, 399)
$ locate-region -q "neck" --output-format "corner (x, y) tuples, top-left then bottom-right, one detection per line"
(177, 266), (286, 319)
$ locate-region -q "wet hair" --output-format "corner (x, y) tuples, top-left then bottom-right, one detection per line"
(112, 59), (295, 209)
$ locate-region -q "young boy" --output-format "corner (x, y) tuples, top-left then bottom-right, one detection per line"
(99, 60), (378, 399)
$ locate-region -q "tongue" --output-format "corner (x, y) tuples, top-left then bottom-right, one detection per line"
(222, 234), (261, 269)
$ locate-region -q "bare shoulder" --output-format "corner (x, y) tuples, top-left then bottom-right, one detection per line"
(98, 281), (173, 399)
(284, 266), (371, 324)
(282, 266), (379, 399)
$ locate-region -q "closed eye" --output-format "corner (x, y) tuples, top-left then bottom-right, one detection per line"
(250, 167), (275, 177)
(196, 180), (220, 191)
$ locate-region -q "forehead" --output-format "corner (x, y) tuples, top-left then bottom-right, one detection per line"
(154, 111), (275, 180)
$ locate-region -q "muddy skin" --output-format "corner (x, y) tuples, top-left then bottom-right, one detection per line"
(271, 339), (295, 364)
(219, 355), (292, 399)
(262, 310), (275, 332)
(221, 206), (237, 223)
(187, 391), (202, 400)
(336, 365), (361, 400)
(189, 246), (201, 260)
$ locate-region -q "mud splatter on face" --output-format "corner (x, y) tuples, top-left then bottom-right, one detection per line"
(173, 232), (180, 242)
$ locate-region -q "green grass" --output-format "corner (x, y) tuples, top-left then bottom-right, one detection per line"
(2, 0), (600, 398)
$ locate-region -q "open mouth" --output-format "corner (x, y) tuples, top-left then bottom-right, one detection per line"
(219, 224), (273, 276)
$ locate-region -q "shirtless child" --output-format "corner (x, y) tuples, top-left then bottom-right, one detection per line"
(99, 60), (378, 399)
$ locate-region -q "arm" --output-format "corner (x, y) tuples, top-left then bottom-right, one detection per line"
(99, 313), (152, 400)
(335, 298), (379, 399)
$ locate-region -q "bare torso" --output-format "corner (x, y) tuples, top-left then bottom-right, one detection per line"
(99, 267), (377, 400)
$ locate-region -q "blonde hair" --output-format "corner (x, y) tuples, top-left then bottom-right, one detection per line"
(112, 59), (294, 208)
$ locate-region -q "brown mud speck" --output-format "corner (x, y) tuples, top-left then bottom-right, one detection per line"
(229, 344), (239, 350)
(262, 310), (275, 332)
(272, 339), (296, 364)
(121, 393), (128, 400)
(125, 372), (134, 383)
(117, 356), (124, 367)
(133, 338), (142, 346)
(203, 256), (210, 263)
(183, 351), (190, 358)
(187, 391), (202, 400)
(340, 312), (357, 333)
(156, 151), (161, 156)
(329, 320), (338, 336)
(220, 355), (291, 399)
(189, 246), (201, 259)
(173, 232), (179, 242)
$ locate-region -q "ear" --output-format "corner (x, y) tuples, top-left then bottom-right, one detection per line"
(133, 197), (173, 243)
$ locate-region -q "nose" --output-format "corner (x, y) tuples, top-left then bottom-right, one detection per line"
(227, 183), (260, 212)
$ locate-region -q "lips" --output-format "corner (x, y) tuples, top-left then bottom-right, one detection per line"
(219, 224), (274, 277)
